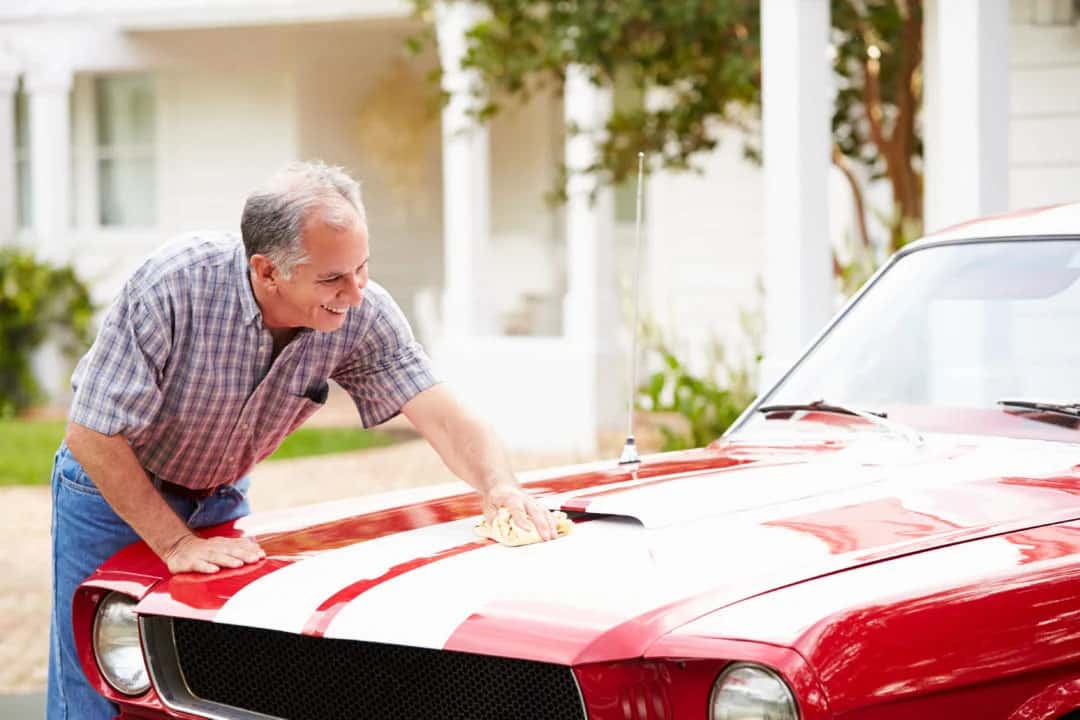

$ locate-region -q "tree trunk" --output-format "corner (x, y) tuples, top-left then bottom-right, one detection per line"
(858, 0), (924, 252)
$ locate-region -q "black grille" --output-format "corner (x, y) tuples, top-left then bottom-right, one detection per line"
(172, 618), (585, 720)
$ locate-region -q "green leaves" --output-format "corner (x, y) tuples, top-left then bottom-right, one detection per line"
(411, 0), (760, 195)
(638, 327), (758, 451)
(0, 251), (94, 417)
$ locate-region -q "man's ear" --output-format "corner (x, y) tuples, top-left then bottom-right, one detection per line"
(250, 254), (277, 289)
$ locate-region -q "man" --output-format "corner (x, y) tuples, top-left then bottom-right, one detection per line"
(48, 161), (557, 719)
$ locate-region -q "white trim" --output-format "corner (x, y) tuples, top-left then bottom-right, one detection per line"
(759, 0), (832, 389)
(0, 0), (412, 28)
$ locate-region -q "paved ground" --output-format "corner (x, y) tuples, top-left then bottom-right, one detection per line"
(0, 692), (43, 718)
(0, 386), (651, 696)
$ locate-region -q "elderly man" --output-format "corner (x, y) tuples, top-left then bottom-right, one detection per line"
(47, 161), (556, 719)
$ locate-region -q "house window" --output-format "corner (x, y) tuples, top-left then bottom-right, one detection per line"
(95, 75), (156, 227)
(14, 80), (30, 230)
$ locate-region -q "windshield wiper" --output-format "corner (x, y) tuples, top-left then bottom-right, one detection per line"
(757, 399), (924, 445)
(997, 400), (1080, 423)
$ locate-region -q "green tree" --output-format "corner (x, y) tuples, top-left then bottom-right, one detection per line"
(412, 0), (923, 262)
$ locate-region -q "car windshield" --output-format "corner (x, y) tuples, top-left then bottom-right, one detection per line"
(736, 238), (1080, 442)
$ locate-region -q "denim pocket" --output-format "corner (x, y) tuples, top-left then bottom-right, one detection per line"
(55, 448), (102, 497)
(187, 477), (252, 529)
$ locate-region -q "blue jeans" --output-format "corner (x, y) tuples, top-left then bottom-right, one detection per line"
(47, 443), (251, 720)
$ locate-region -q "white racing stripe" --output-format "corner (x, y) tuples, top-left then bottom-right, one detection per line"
(323, 519), (650, 648)
(213, 517), (480, 633)
(321, 518), (826, 650)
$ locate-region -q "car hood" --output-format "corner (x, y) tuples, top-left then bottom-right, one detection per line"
(122, 432), (1080, 665)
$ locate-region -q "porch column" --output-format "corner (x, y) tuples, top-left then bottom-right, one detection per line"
(759, 0), (832, 389)
(435, 1), (490, 338)
(0, 53), (18, 245)
(562, 65), (620, 448)
(923, 0), (1009, 232)
(25, 65), (73, 263)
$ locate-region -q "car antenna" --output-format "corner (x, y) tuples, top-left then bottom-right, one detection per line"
(619, 151), (646, 466)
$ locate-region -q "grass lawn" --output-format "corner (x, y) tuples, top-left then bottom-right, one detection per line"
(0, 419), (66, 487)
(266, 426), (395, 461)
(0, 420), (395, 487)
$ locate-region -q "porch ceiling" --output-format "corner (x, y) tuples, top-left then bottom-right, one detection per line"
(0, 0), (412, 30)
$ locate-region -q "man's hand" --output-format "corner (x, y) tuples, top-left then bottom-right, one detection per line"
(482, 484), (557, 542)
(162, 534), (266, 574)
(402, 386), (558, 542)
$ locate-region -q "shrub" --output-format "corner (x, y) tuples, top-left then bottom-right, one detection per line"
(0, 251), (94, 417)
(638, 310), (760, 451)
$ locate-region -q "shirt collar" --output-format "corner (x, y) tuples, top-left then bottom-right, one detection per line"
(233, 241), (263, 326)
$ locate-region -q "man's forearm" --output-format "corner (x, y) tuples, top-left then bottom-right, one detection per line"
(401, 385), (556, 539)
(64, 423), (193, 558)
(402, 385), (516, 493)
(435, 414), (515, 494)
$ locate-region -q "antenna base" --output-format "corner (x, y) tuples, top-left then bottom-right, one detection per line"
(618, 437), (641, 465)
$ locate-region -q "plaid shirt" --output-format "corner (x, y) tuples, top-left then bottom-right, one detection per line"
(69, 232), (438, 490)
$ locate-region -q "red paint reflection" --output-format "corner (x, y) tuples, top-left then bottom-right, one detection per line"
(767, 498), (958, 554)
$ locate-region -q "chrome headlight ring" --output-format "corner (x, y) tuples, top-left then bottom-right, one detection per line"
(92, 591), (151, 696)
(709, 662), (799, 720)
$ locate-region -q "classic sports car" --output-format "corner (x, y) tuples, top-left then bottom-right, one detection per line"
(78, 204), (1080, 719)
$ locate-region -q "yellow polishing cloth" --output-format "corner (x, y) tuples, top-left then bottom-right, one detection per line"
(474, 507), (573, 547)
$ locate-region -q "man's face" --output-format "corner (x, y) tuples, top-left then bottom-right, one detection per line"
(261, 210), (370, 333)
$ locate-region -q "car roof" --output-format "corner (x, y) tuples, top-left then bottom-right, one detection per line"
(907, 202), (1080, 252)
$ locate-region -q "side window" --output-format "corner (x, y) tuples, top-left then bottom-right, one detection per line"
(95, 75), (156, 227)
(14, 78), (29, 229)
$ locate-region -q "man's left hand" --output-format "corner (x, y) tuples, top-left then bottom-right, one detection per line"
(482, 483), (557, 541)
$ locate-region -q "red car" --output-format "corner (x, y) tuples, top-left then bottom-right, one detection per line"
(77, 205), (1080, 719)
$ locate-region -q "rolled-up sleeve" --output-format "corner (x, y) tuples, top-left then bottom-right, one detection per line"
(332, 292), (438, 428)
(69, 286), (170, 437)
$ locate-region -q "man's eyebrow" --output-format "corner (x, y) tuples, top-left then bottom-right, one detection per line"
(317, 257), (370, 280)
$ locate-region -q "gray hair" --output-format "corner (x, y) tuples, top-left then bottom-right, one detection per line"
(241, 161), (367, 278)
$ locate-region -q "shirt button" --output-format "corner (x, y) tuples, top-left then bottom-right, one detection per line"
(228, 456), (235, 463)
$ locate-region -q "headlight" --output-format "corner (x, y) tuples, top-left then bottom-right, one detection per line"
(93, 592), (150, 696)
(710, 662), (799, 720)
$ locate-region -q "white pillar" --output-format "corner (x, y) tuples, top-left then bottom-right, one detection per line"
(25, 65), (73, 262)
(923, 0), (1009, 232)
(71, 74), (97, 231)
(562, 65), (620, 447)
(563, 66), (616, 345)
(435, 1), (490, 338)
(760, 0), (832, 390)
(0, 53), (19, 245)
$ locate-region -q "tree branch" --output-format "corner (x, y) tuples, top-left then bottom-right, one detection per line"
(832, 144), (872, 250)
(859, 23), (892, 163)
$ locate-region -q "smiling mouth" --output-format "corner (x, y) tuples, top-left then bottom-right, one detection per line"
(321, 304), (347, 315)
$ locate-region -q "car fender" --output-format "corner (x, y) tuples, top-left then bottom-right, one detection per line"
(1008, 676), (1080, 720)
(644, 634), (832, 719)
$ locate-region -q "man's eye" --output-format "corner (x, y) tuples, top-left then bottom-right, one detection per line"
(320, 276), (341, 284)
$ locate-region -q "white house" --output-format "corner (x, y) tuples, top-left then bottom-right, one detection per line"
(0, 0), (1077, 453)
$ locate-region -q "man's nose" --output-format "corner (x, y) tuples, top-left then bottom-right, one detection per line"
(341, 276), (364, 305)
